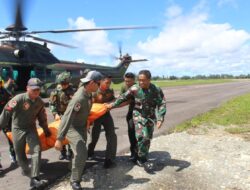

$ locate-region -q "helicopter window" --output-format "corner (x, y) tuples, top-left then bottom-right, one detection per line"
(1, 67), (13, 81)
(33, 68), (45, 80)
(68, 70), (81, 77)
(13, 70), (19, 81)
(30, 70), (36, 78)
(45, 69), (56, 81)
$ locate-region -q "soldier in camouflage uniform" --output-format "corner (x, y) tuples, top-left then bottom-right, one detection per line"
(49, 72), (75, 160)
(0, 78), (51, 189)
(55, 70), (103, 190)
(109, 70), (166, 167)
(0, 76), (16, 164)
(87, 75), (117, 168)
(120, 72), (137, 161)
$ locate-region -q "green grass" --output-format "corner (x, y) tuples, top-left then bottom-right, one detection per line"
(111, 79), (234, 91)
(174, 93), (250, 134)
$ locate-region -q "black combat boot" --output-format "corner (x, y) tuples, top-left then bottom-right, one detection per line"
(70, 181), (82, 190)
(30, 177), (48, 189)
(59, 146), (67, 160)
(136, 157), (147, 167)
(9, 147), (17, 164)
(66, 148), (73, 160)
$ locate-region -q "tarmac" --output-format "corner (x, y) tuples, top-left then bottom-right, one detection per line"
(1, 81), (250, 190)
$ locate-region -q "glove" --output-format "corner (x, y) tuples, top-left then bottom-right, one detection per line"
(44, 129), (51, 137)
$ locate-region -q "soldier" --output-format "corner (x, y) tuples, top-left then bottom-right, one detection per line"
(55, 70), (103, 190)
(0, 78), (51, 189)
(108, 70), (166, 167)
(4, 77), (17, 96)
(0, 76), (16, 164)
(49, 72), (75, 160)
(87, 75), (117, 168)
(120, 72), (137, 161)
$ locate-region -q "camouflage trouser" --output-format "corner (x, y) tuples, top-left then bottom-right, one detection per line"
(133, 114), (154, 160)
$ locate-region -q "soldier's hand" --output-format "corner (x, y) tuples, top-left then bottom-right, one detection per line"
(54, 140), (63, 151)
(55, 114), (60, 121)
(104, 103), (112, 111)
(44, 129), (51, 137)
(157, 121), (163, 129)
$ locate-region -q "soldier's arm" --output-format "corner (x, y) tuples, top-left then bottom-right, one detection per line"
(111, 86), (136, 108)
(49, 91), (59, 116)
(156, 88), (167, 122)
(0, 98), (17, 129)
(37, 102), (49, 132)
(56, 99), (78, 141)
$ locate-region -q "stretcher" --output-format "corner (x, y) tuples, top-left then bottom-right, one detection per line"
(6, 103), (107, 154)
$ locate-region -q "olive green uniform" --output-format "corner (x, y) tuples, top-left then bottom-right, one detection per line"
(57, 86), (92, 182)
(88, 88), (117, 161)
(0, 93), (48, 177)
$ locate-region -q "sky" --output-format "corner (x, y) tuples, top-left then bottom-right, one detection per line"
(1, 0), (250, 77)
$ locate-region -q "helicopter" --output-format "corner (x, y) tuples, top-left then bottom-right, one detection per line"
(0, 0), (150, 95)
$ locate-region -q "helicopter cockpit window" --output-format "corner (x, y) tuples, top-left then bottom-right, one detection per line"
(30, 70), (36, 78)
(1, 67), (13, 81)
(13, 70), (18, 81)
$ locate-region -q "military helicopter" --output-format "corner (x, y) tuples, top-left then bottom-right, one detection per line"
(0, 0), (150, 95)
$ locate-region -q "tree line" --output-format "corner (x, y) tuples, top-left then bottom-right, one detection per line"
(151, 74), (250, 80)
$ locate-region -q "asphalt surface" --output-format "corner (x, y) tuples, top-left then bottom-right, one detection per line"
(1, 80), (250, 190)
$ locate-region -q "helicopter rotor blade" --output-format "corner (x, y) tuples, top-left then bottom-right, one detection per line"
(28, 25), (157, 34)
(0, 35), (9, 39)
(6, 0), (27, 31)
(130, 59), (148, 62)
(26, 35), (77, 48)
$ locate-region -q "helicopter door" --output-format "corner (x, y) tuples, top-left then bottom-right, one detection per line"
(12, 66), (34, 91)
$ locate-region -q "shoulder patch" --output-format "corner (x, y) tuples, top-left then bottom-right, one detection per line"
(74, 102), (81, 112)
(9, 100), (17, 108)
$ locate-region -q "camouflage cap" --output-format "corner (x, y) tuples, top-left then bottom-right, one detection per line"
(27, 78), (43, 89)
(56, 72), (71, 84)
(80, 70), (103, 83)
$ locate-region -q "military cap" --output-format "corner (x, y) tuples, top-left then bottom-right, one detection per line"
(56, 72), (71, 84)
(27, 78), (42, 89)
(80, 70), (103, 83)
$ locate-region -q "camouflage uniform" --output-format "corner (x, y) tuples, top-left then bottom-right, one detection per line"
(120, 84), (137, 158)
(49, 72), (75, 160)
(112, 83), (166, 161)
(88, 88), (117, 162)
(0, 77), (16, 163)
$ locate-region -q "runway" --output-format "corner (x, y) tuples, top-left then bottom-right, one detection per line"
(1, 80), (250, 190)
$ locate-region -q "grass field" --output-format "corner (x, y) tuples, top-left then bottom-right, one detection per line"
(111, 79), (234, 91)
(173, 92), (250, 136)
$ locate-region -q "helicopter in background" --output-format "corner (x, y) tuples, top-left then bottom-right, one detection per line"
(0, 0), (150, 95)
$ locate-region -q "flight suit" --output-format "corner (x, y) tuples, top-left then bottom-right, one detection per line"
(0, 86), (16, 162)
(49, 84), (75, 159)
(112, 83), (166, 161)
(57, 86), (92, 182)
(0, 93), (49, 178)
(88, 88), (117, 161)
(120, 84), (137, 157)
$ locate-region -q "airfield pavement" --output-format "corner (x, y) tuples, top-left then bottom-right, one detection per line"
(1, 81), (250, 190)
